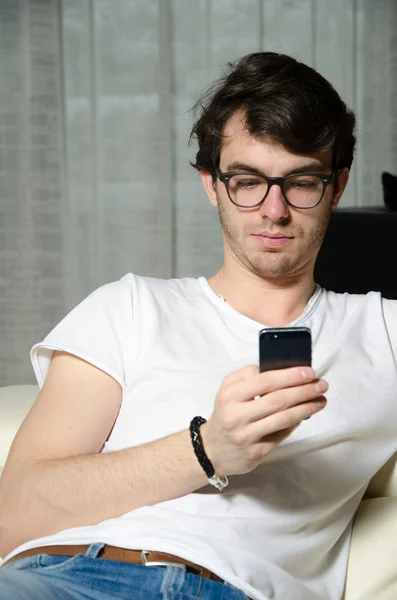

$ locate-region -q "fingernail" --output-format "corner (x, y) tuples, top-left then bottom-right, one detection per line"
(315, 381), (328, 393)
(301, 368), (314, 380)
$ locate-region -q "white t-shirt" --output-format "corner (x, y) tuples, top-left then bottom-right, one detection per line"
(3, 273), (397, 600)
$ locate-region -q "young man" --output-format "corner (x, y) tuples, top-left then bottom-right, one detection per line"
(0, 52), (396, 600)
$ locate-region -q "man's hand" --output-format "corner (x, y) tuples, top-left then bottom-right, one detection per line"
(201, 365), (328, 477)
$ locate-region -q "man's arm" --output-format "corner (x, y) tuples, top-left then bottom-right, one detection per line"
(0, 352), (208, 557)
(0, 351), (326, 558)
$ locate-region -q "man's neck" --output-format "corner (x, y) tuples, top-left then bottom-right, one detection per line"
(207, 268), (317, 327)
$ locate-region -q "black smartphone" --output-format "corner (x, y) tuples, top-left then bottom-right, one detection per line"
(259, 327), (312, 372)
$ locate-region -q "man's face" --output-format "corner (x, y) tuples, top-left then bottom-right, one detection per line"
(201, 113), (348, 280)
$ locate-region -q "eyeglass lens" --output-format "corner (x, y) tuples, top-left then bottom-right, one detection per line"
(227, 174), (324, 207)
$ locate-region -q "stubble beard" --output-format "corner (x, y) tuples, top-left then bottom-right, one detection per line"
(217, 195), (332, 279)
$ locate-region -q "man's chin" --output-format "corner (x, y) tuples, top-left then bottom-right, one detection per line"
(248, 254), (299, 279)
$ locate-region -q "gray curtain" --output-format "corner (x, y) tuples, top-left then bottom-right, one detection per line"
(1, 0), (396, 385)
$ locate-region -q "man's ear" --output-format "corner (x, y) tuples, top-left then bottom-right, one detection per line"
(332, 167), (349, 209)
(199, 170), (218, 208)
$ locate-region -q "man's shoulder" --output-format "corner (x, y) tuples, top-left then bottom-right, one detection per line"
(320, 287), (383, 315)
(321, 288), (397, 338)
(89, 272), (201, 301)
(121, 272), (202, 301)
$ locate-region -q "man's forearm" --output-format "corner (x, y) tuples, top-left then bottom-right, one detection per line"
(0, 426), (210, 557)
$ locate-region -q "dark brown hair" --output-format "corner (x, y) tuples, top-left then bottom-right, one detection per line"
(189, 52), (356, 175)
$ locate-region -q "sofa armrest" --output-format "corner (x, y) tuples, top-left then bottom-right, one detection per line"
(365, 454), (397, 499)
(343, 497), (397, 600)
(0, 385), (39, 470)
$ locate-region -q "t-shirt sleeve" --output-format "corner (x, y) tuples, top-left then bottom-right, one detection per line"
(382, 298), (397, 372)
(30, 277), (135, 390)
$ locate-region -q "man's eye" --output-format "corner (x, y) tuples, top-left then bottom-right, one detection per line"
(293, 181), (316, 189)
(235, 179), (261, 188)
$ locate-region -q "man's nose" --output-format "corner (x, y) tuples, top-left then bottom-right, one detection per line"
(258, 183), (290, 221)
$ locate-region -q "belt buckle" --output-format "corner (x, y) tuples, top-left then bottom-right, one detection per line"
(141, 550), (186, 571)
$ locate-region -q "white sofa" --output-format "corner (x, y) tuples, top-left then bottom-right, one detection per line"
(1, 385), (397, 599)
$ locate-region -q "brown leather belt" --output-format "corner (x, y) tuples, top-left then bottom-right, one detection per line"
(2, 544), (224, 583)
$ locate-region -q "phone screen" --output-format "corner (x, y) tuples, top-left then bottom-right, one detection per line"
(259, 327), (312, 372)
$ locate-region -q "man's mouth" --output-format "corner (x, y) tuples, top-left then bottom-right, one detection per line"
(252, 232), (294, 247)
(254, 231), (293, 239)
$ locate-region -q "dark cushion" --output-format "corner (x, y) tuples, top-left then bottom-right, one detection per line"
(382, 172), (397, 211)
(315, 207), (397, 299)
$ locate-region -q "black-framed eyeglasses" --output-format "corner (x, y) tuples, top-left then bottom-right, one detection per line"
(215, 166), (337, 209)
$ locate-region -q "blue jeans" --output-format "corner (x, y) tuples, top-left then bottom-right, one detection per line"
(0, 543), (249, 599)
